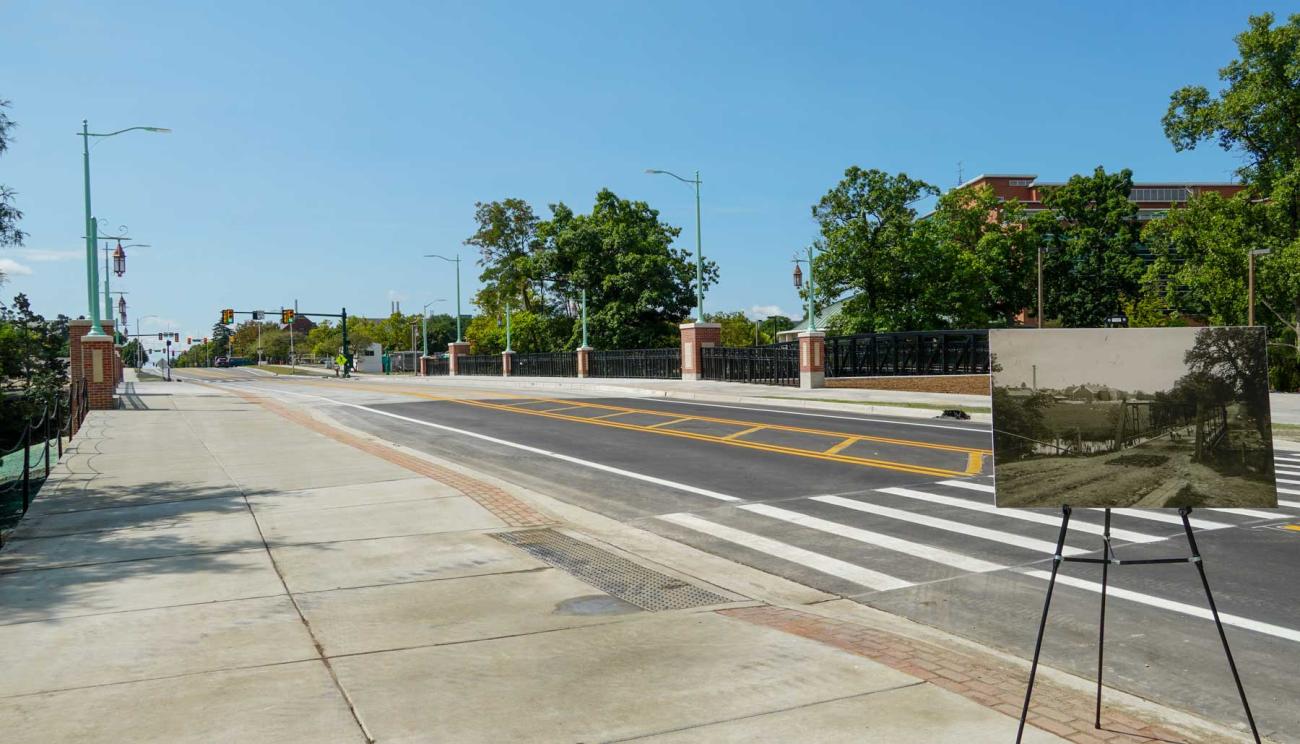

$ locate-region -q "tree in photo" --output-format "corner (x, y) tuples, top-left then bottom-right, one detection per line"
(0, 99), (25, 257)
(810, 167), (938, 333)
(1182, 326), (1272, 441)
(1038, 167), (1145, 327)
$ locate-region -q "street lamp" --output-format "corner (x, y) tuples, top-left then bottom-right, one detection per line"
(792, 246), (817, 332)
(420, 299), (446, 357)
(78, 121), (169, 337)
(645, 168), (705, 318)
(424, 254), (462, 342)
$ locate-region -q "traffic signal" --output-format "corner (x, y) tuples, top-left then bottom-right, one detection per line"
(281, 308), (295, 324)
(158, 333), (164, 341)
(187, 337), (193, 344)
(221, 308), (234, 324)
(203, 337), (209, 344)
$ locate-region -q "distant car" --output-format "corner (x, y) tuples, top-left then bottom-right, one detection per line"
(214, 357), (229, 367)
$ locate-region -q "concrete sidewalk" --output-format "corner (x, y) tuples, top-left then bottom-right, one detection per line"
(0, 382), (1248, 742)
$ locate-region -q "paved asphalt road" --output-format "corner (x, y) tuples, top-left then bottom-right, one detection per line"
(176, 369), (1300, 741)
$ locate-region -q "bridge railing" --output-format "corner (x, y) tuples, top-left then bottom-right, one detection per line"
(588, 348), (681, 379)
(826, 330), (988, 377)
(457, 354), (503, 376)
(701, 344), (798, 386)
(512, 352), (578, 377)
(1, 381), (86, 541)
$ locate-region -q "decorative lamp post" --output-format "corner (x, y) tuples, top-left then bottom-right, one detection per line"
(792, 247), (816, 332)
(420, 299), (446, 357)
(78, 121), (169, 337)
(113, 241), (126, 277)
(424, 254), (462, 342)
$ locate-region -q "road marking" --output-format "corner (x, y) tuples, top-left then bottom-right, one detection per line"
(659, 512), (912, 591)
(813, 495), (1088, 556)
(1280, 500), (1300, 509)
(1211, 508), (1286, 520)
(888, 486), (1165, 543)
(647, 416), (693, 429)
(538, 404), (587, 413)
(590, 410), (631, 419)
(966, 451), (984, 475)
(264, 389), (742, 502)
(942, 480), (994, 493)
(1020, 569), (1300, 644)
(723, 424), (767, 440)
(740, 503), (1007, 573)
(622, 397), (992, 433)
(935, 480), (1239, 530)
(1283, 524), (1300, 533)
(1275, 477), (1300, 485)
(823, 437), (858, 455)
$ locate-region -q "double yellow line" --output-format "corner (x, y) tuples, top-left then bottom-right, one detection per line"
(284, 378), (986, 478)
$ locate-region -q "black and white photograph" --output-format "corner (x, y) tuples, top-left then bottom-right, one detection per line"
(991, 327), (1278, 509)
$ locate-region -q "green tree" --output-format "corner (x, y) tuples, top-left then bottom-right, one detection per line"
(1038, 167), (1144, 327)
(466, 199), (544, 312)
(758, 315), (796, 343)
(703, 311), (762, 347)
(210, 323), (232, 357)
(920, 184), (1041, 328)
(122, 339), (149, 367)
(0, 99), (24, 258)
(420, 313), (458, 354)
(538, 189), (715, 349)
(810, 167), (938, 333)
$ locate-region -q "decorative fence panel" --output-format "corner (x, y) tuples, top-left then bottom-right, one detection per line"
(588, 348), (681, 379)
(825, 330), (988, 377)
(1, 380), (87, 540)
(512, 352), (578, 377)
(700, 344), (798, 387)
(457, 354), (503, 376)
(422, 356), (449, 376)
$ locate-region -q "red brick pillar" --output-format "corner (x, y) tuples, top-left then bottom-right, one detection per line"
(679, 322), (721, 381)
(798, 331), (826, 389)
(576, 347), (592, 378)
(419, 356), (427, 375)
(502, 350), (514, 377)
(448, 341), (470, 376)
(69, 320), (119, 409)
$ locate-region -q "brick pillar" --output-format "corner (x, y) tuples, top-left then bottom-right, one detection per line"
(679, 322), (721, 381)
(798, 331), (826, 389)
(502, 350), (514, 377)
(69, 320), (119, 409)
(576, 347), (592, 378)
(448, 341), (470, 376)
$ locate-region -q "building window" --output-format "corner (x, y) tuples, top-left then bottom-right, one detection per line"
(1009, 179), (1032, 187)
(1130, 187), (1190, 202)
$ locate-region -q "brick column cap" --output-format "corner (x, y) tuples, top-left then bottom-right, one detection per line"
(679, 322), (721, 330)
(576, 346), (594, 352)
(798, 330), (826, 339)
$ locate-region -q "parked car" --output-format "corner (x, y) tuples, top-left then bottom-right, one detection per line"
(214, 357), (229, 367)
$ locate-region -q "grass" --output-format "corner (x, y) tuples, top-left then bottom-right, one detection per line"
(760, 396), (991, 413)
(261, 364), (327, 376)
(135, 370), (164, 381)
(1271, 422), (1300, 442)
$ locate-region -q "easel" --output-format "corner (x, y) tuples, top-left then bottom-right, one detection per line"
(1015, 506), (1260, 743)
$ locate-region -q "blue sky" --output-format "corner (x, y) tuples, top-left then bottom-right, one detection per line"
(0, 1), (1282, 348)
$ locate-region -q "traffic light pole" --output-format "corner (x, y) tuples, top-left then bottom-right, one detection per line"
(219, 307), (348, 375)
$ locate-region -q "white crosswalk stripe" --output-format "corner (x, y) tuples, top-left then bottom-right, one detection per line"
(1209, 508), (1286, 520)
(899, 484), (1165, 543)
(740, 503), (1007, 573)
(1105, 508), (1233, 530)
(659, 512), (912, 591)
(812, 495), (1088, 556)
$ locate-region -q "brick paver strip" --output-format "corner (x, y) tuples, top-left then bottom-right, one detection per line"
(230, 389), (552, 527)
(719, 605), (1204, 744)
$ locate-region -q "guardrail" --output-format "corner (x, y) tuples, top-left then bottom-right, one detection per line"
(701, 344), (798, 386)
(457, 354), (504, 376)
(1, 380), (87, 540)
(588, 348), (681, 379)
(826, 330), (988, 377)
(512, 352), (578, 377)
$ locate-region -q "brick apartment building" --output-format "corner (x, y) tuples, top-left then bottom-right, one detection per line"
(957, 173), (1243, 220)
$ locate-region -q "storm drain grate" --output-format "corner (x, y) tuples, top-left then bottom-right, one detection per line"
(494, 528), (732, 611)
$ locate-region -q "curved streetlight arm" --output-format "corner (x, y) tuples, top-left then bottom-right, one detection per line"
(422, 254), (463, 342)
(645, 168), (700, 185)
(83, 126), (171, 138)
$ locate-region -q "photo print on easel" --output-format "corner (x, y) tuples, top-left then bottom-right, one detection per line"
(990, 327), (1277, 509)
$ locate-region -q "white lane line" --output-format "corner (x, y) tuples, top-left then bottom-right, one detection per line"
(898, 486), (1166, 542)
(265, 388), (740, 502)
(937, 480), (1234, 530)
(1211, 508), (1287, 520)
(628, 397), (992, 433)
(813, 495), (1088, 556)
(941, 480), (994, 493)
(1021, 570), (1300, 644)
(659, 512), (912, 591)
(740, 503), (1006, 573)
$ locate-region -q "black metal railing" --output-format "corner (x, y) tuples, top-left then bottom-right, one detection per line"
(588, 348), (681, 379)
(457, 354), (503, 376)
(512, 351), (578, 377)
(1, 380), (86, 540)
(701, 344), (798, 386)
(825, 330), (988, 377)
(422, 356), (449, 376)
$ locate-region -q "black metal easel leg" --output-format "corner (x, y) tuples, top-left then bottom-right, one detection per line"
(1179, 507), (1261, 743)
(1017, 505), (1072, 744)
(1095, 508), (1111, 729)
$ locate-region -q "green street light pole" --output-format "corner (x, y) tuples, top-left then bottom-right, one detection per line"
(424, 253), (462, 342)
(420, 299), (445, 357)
(793, 245), (817, 332)
(646, 168), (704, 318)
(78, 121), (170, 337)
(580, 289), (588, 348)
(505, 301), (513, 352)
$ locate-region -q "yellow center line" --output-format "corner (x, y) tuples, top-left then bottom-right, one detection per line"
(647, 416), (694, 429)
(966, 451), (985, 475)
(723, 425), (768, 440)
(287, 379), (971, 478)
(824, 437), (859, 456)
(1283, 525), (1300, 533)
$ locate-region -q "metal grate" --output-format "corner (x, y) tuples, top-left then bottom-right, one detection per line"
(494, 528), (732, 611)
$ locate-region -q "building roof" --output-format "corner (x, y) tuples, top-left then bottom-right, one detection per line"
(781, 295), (853, 335)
